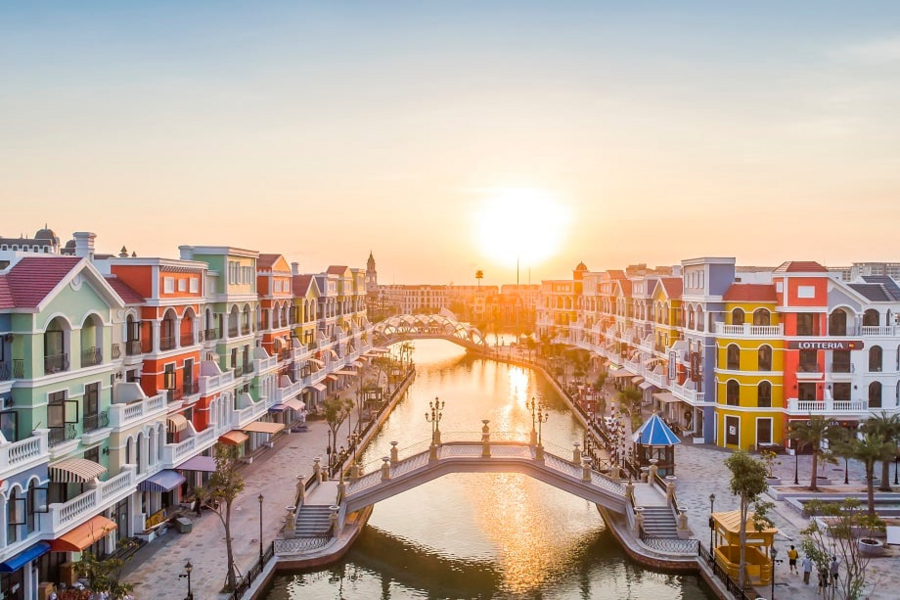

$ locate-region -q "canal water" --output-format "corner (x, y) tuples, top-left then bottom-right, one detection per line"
(266, 340), (714, 599)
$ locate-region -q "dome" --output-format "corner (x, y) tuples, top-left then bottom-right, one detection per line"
(575, 261), (588, 271)
(35, 225), (58, 242)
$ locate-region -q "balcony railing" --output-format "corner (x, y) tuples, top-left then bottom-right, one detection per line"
(183, 379), (199, 396)
(111, 343), (122, 360)
(181, 333), (195, 346)
(797, 363), (821, 373)
(0, 360), (10, 381)
(126, 339), (142, 356)
(83, 411), (109, 432)
(787, 398), (869, 414)
(715, 323), (783, 337)
(82, 346), (102, 367)
(228, 326), (239, 338)
(0, 430), (49, 473)
(48, 424), (77, 447)
(108, 392), (167, 429)
(233, 365), (243, 377)
(831, 362), (854, 374)
(204, 328), (218, 341)
(44, 353), (69, 375)
(160, 336), (176, 351)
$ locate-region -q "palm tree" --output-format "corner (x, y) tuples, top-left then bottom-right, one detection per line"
(827, 426), (855, 485)
(851, 433), (896, 517)
(475, 270), (484, 286)
(788, 416), (830, 492)
(861, 412), (900, 491)
(617, 386), (644, 431)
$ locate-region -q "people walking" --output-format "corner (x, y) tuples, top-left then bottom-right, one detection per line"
(817, 565), (829, 594)
(787, 545), (799, 574)
(801, 555), (813, 585)
(830, 556), (840, 585)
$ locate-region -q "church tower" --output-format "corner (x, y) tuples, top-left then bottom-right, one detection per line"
(366, 251), (377, 288)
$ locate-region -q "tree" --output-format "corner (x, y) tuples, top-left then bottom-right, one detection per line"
(617, 386), (643, 431)
(196, 443), (246, 592)
(723, 450), (771, 589)
(827, 426), (856, 485)
(475, 269), (483, 286)
(73, 534), (136, 599)
(324, 395), (354, 467)
(566, 348), (591, 385)
(788, 416), (830, 491)
(851, 432), (896, 517)
(801, 497), (885, 600)
(861, 411), (900, 492)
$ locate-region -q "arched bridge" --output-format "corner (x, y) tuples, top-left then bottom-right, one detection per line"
(373, 313), (488, 350)
(341, 438), (628, 514)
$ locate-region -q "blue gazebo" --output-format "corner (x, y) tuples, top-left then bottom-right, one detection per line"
(632, 412), (680, 476)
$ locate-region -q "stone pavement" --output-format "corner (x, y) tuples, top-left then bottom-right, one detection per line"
(120, 383), (366, 599)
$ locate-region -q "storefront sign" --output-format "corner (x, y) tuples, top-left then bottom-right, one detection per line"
(668, 351), (676, 380)
(787, 340), (863, 351)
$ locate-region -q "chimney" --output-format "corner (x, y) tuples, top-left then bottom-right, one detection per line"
(291, 262), (300, 275)
(72, 232), (96, 260)
(179, 245), (194, 260)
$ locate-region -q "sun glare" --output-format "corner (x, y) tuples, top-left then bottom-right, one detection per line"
(474, 188), (570, 271)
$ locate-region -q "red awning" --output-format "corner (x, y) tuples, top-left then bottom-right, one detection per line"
(50, 516), (117, 552)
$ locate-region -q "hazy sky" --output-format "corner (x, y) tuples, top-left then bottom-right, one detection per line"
(3, 2), (900, 284)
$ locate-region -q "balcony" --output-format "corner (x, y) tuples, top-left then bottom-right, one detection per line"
(0, 360), (10, 381)
(796, 363), (823, 380)
(125, 339), (142, 356)
(228, 326), (239, 338)
(272, 377), (304, 406)
(860, 325), (900, 337)
(83, 411), (109, 433)
(786, 398), (870, 416)
(108, 387), (168, 429)
(40, 465), (137, 536)
(44, 353), (69, 375)
(198, 363), (235, 397)
(181, 333), (196, 347)
(111, 343), (122, 360)
(671, 382), (705, 405)
(204, 328), (218, 341)
(82, 346), (103, 367)
(715, 323), (784, 337)
(161, 426), (218, 468)
(183, 379), (199, 396)
(233, 364), (243, 377)
(160, 335), (176, 351)
(0, 430), (49, 476)
(48, 424), (77, 447)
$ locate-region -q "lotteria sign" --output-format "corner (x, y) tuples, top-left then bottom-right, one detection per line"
(787, 340), (864, 351)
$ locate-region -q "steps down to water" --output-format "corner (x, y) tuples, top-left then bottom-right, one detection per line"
(639, 506), (678, 538)
(294, 505), (333, 537)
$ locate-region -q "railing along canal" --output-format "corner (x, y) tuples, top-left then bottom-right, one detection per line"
(697, 544), (755, 600)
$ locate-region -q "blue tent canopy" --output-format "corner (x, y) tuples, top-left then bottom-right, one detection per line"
(632, 413), (680, 446)
(0, 542), (50, 573)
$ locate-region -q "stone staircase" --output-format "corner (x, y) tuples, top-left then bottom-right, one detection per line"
(639, 506), (678, 538)
(294, 505), (333, 537)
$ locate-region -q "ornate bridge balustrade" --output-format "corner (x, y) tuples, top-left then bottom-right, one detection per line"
(373, 314), (488, 350)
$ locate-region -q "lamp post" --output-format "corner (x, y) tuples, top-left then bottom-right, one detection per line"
(894, 454), (899, 486)
(770, 546), (778, 600)
(527, 397), (542, 446)
(793, 439), (800, 486)
(425, 396), (445, 446)
(534, 400), (549, 449)
(708, 493), (716, 558)
(258, 493), (264, 565)
(179, 560), (193, 600)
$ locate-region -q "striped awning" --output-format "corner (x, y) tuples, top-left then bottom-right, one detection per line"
(167, 414), (188, 434)
(49, 458), (107, 483)
(270, 398), (304, 413)
(242, 421), (285, 435)
(218, 430), (249, 445)
(137, 469), (185, 493)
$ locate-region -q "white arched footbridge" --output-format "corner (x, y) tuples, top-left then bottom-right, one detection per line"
(373, 313), (488, 350)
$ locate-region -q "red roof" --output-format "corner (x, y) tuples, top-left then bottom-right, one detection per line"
(723, 283), (777, 302)
(326, 266), (348, 275)
(607, 270), (626, 280)
(257, 254), (281, 270)
(0, 275), (14, 309)
(292, 274), (314, 296)
(104, 276), (145, 304)
(658, 277), (683, 298)
(617, 279), (633, 296)
(4, 257), (82, 308)
(773, 261), (828, 273)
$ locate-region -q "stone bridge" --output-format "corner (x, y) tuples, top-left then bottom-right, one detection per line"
(373, 313), (488, 350)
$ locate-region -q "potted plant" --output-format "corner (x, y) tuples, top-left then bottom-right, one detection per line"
(760, 449), (782, 485)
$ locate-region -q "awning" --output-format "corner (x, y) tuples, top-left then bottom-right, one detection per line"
(632, 413), (681, 446)
(371, 347), (390, 353)
(219, 430), (249, 445)
(608, 371), (634, 378)
(242, 421), (285, 435)
(311, 383), (327, 393)
(631, 376), (644, 385)
(639, 381), (656, 391)
(276, 398), (305, 412)
(137, 469), (186, 493)
(307, 358), (325, 367)
(50, 516), (117, 552)
(176, 455), (217, 472)
(0, 542), (51, 572)
(167, 414), (189, 434)
(334, 370), (357, 376)
(325, 374), (338, 382)
(49, 458), (107, 483)
(652, 391), (680, 404)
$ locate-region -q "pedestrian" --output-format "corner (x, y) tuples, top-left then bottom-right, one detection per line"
(787, 545), (799, 574)
(801, 555), (813, 585)
(817, 565), (829, 594)
(830, 556), (840, 584)
(193, 497), (202, 516)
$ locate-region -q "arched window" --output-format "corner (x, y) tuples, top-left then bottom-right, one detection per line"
(758, 345), (772, 371)
(863, 309), (880, 327)
(829, 310), (847, 336)
(697, 307), (705, 332)
(752, 309), (771, 326)
(726, 380), (740, 406)
(44, 317), (69, 374)
(869, 346), (883, 373)
(727, 344), (741, 370)
(758, 381), (772, 408)
(869, 381), (882, 408)
(732, 308), (745, 326)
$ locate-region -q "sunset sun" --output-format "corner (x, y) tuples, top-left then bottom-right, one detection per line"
(474, 188), (571, 271)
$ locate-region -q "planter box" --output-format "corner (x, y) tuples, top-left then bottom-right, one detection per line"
(859, 538), (885, 556)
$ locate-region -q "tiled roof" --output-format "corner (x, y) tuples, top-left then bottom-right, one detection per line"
(5, 257), (82, 308)
(257, 254), (281, 269)
(326, 266), (348, 275)
(104, 276), (145, 304)
(0, 275), (14, 309)
(861, 276), (900, 302)
(723, 283), (777, 302)
(292, 274), (314, 296)
(607, 270), (626, 280)
(617, 279), (633, 296)
(848, 284), (891, 302)
(659, 277), (683, 298)
(773, 261), (828, 273)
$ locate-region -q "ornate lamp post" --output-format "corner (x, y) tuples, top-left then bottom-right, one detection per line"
(425, 396), (445, 446)
(770, 546), (778, 600)
(708, 493), (716, 558)
(534, 400), (549, 449)
(258, 493), (264, 565)
(527, 396), (543, 446)
(179, 560), (193, 600)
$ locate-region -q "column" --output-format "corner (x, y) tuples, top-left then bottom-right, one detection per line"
(151, 321), (161, 353)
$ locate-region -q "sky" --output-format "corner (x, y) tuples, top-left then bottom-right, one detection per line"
(2, 1), (900, 285)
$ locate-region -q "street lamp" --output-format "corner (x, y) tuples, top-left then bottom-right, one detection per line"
(708, 493), (716, 559)
(179, 560), (193, 600)
(770, 546), (778, 600)
(526, 397), (543, 446)
(425, 396), (445, 446)
(258, 493), (264, 565)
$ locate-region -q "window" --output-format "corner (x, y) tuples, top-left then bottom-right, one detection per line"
(863, 309), (880, 327)
(869, 381), (882, 408)
(757, 382), (772, 408)
(833, 383), (851, 401)
(732, 309), (745, 326)
(798, 382), (816, 401)
(798, 349), (818, 372)
(177, 278), (187, 292)
(796, 313), (816, 336)
(163, 277), (175, 294)
(832, 350), (851, 373)
(726, 380), (740, 405)
(829, 311), (847, 336)
(726, 344), (740, 370)
(797, 285), (815, 299)
(189, 278), (199, 293)
(752, 309), (770, 326)
(869, 346), (883, 372)
(756, 419), (772, 446)
(776, 281), (783, 293)
(758, 345), (772, 371)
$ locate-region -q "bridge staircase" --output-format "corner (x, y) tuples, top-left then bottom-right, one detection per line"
(294, 505), (333, 537)
(638, 506), (678, 538)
